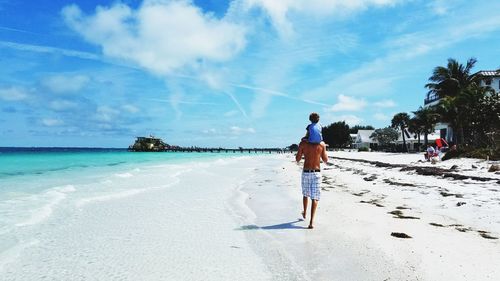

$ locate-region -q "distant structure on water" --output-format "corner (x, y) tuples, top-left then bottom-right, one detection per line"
(129, 136), (169, 152)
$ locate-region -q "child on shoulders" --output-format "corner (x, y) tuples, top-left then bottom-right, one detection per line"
(301, 112), (323, 144)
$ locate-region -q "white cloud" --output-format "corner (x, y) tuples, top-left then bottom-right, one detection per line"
(95, 106), (120, 122)
(0, 86), (29, 101)
(230, 126), (256, 135)
(304, 6), (500, 103)
(49, 99), (78, 111)
(373, 99), (396, 108)
(0, 41), (100, 61)
(42, 74), (89, 93)
(427, 0), (449, 16)
(62, 0), (247, 75)
(121, 104), (140, 113)
(244, 0), (402, 36)
(336, 115), (363, 126)
(224, 110), (239, 117)
(41, 118), (64, 127)
(328, 94), (366, 112)
(250, 93), (271, 118)
(374, 112), (389, 121)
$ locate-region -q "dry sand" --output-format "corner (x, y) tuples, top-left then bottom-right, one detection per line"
(238, 151), (500, 280)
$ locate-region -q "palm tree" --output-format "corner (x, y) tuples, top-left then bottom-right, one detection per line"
(412, 106), (439, 146)
(425, 58), (478, 98)
(408, 117), (423, 151)
(391, 112), (410, 152)
(425, 58), (481, 145)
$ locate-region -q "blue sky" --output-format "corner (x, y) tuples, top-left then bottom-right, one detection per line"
(1, 0), (499, 148)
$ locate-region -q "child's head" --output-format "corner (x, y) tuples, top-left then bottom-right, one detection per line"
(309, 112), (320, 123)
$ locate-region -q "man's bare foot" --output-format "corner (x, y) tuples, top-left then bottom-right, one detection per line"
(301, 212), (306, 220)
(308, 224), (314, 229)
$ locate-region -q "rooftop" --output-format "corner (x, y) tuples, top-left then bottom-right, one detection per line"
(474, 70), (500, 77)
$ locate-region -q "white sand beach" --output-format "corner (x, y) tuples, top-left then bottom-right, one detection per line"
(1, 152), (499, 280)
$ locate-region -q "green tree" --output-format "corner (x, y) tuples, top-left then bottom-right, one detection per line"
(408, 117), (423, 151)
(425, 58), (478, 98)
(322, 121), (351, 148)
(349, 125), (374, 134)
(412, 106), (439, 146)
(370, 127), (399, 148)
(425, 58), (480, 144)
(391, 112), (410, 152)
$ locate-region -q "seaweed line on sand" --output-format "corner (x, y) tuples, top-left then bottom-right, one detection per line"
(329, 156), (500, 183)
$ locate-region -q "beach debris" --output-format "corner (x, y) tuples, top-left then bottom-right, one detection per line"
(472, 164), (478, 169)
(429, 223), (498, 239)
(359, 199), (384, 207)
(450, 165), (459, 170)
(331, 156), (499, 183)
(396, 206), (411, 210)
(388, 210), (420, 219)
(363, 175), (377, 181)
(488, 164), (500, 173)
(455, 226), (472, 232)
(383, 178), (416, 187)
(439, 190), (464, 198)
(456, 202), (466, 207)
(352, 190), (370, 197)
(478, 231), (499, 240)
(391, 232), (412, 239)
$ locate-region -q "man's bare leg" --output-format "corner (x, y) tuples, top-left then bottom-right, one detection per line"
(302, 196), (308, 220)
(308, 199), (318, 229)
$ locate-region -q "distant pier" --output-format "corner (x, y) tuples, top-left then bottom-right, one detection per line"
(161, 148), (291, 154)
(128, 136), (293, 153)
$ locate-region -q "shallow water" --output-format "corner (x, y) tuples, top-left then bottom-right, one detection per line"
(0, 149), (278, 280)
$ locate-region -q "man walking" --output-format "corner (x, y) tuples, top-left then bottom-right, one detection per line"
(295, 121), (328, 229)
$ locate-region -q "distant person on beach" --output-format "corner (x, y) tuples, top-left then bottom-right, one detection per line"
(296, 130), (328, 229)
(301, 112), (323, 144)
(425, 144), (436, 161)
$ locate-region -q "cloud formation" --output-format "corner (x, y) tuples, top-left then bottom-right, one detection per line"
(62, 0), (247, 75)
(42, 74), (89, 93)
(328, 94), (366, 112)
(244, 0), (402, 36)
(0, 86), (29, 101)
(230, 126), (256, 135)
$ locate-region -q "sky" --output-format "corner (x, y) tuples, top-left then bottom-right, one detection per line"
(0, 0), (499, 148)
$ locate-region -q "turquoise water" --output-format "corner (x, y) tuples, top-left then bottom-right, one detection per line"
(0, 148), (232, 179)
(0, 148), (260, 243)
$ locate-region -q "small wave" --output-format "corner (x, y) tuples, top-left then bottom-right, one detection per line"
(76, 178), (181, 207)
(15, 186), (74, 227)
(114, 172), (133, 178)
(76, 188), (156, 207)
(54, 184), (76, 193)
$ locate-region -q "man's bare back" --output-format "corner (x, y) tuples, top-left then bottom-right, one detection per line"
(295, 140), (328, 170)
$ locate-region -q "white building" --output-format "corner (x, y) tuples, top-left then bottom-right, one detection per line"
(423, 70), (500, 143)
(477, 70), (500, 93)
(395, 130), (442, 151)
(353, 130), (377, 149)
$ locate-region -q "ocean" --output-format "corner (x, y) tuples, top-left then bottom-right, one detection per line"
(0, 148), (280, 280)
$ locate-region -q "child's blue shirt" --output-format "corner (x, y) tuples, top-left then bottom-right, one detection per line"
(307, 122), (323, 144)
